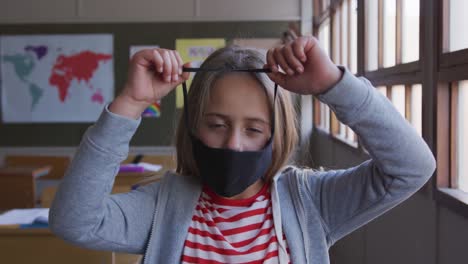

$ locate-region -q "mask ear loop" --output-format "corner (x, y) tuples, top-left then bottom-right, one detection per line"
(181, 67), (277, 141)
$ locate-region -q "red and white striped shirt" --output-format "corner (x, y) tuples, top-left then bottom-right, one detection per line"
(181, 184), (291, 264)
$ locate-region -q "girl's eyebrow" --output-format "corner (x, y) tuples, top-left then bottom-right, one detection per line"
(204, 113), (270, 125)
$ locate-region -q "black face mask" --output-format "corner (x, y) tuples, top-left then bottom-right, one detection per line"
(182, 67), (278, 197)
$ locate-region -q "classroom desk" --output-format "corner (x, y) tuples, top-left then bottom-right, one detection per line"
(0, 171), (164, 263)
(39, 170), (167, 208)
(0, 227), (141, 264)
(0, 155), (172, 263)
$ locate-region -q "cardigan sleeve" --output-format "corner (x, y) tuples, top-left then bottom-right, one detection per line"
(305, 67), (435, 245)
(49, 106), (159, 254)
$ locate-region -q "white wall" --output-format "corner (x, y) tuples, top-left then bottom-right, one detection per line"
(0, 0), (300, 23)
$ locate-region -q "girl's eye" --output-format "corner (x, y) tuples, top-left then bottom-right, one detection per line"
(208, 123), (227, 129)
(247, 128), (263, 134)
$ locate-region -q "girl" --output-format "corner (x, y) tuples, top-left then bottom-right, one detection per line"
(50, 36), (435, 264)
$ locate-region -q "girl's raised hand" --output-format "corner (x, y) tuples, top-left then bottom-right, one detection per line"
(110, 48), (190, 119)
(265, 36), (343, 95)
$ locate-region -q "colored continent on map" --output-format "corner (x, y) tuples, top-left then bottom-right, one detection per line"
(29, 83), (44, 109)
(49, 51), (112, 102)
(2, 53), (35, 81)
(91, 90), (104, 104)
(25, 45), (48, 60)
(2, 52), (46, 109)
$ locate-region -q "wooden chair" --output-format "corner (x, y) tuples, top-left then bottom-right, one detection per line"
(0, 166), (51, 210)
(3, 155), (70, 208)
(35, 154), (175, 208)
(40, 186), (57, 208)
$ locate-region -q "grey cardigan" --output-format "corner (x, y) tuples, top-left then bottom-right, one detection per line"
(49, 68), (436, 264)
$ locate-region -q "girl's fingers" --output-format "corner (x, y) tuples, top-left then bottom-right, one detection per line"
(151, 49), (189, 84)
(292, 39), (307, 63)
(273, 48), (294, 76)
(169, 51), (179, 82)
(266, 48), (278, 72)
(266, 71), (287, 87)
(282, 45), (303, 74)
(170, 62), (192, 88)
(161, 50), (172, 83)
(152, 49), (164, 73)
(174, 51), (184, 75)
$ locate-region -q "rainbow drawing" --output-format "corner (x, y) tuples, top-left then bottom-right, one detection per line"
(142, 101), (161, 118)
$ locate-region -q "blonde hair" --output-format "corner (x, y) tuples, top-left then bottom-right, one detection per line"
(175, 45), (298, 182)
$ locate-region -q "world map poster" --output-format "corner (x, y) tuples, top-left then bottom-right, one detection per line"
(0, 34), (114, 123)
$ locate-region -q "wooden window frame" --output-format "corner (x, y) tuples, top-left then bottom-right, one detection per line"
(313, 97), (322, 127)
(363, 0), (439, 201)
(435, 81), (468, 218)
(450, 83), (458, 190)
(314, 18), (332, 134)
(434, 0), (468, 219)
(364, 0), (421, 85)
(362, 0), (427, 168)
(312, 0), (461, 213)
(312, 0), (435, 160)
(440, 0), (468, 77)
(404, 84), (411, 120)
(313, 98), (331, 134)
(327, 0), (360, 148)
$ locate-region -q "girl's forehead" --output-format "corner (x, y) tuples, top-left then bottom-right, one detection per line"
(211, 73), (267, 98)
(204, 73), (271, 120)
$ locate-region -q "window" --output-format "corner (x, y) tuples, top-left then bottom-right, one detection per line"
(457, 82), (468, 192)
(313, 98), (331, 133)
(366, 0), (379, 71)
(445, 0), (468, 52)
(362, 0), (423, 139)
(441, 81), (468, 193)
(336, 0), (358, 74)
(329, 0), (359, 147)
(341, 2), (349, 69)
(321, 102), (331, 131)
(315, 0), (468, 221)
(377, 85), (387, 96)
(436, 0), (468, 211)
(365, 0), (420, 70)
(391, 84), (406, 117)
(313, 0), (358, 146)
(409, 84), (422, 136)
(314, 17), (332, 133)
(401, 0), (420, 63)
(314, 0), (422, 150)
(315, 0), (331, 18)
(349, 0), (358, 73)
(322, 0), (331, 13)
(383, 0), (396, 67)
(332, 7), (341, 65)
(378, 84), (422, 136)
(318, 19), (331, 56)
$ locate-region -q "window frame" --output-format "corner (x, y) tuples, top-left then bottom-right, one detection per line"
(312, 1), (444, 199)
(313, 0), (360, 148)
(436, 77), (468, 219)
(433, 0), (468, 218)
